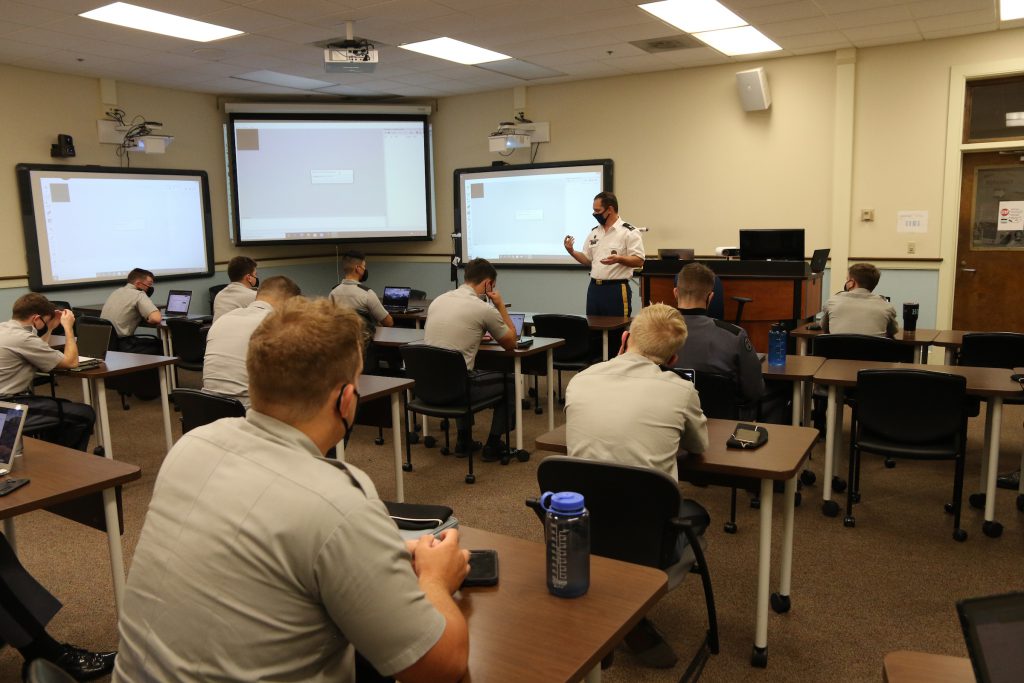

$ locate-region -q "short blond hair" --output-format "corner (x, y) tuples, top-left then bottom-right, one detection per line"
(248, 297), (363, 419)
(629, 303), (688, 364)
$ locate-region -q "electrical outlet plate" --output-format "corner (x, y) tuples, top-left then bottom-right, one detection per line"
(907, 241), (916, 254)
(860, 208), (874, 222)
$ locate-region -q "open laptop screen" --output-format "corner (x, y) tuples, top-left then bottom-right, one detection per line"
(958, 592), (1024, 683)
(382, 287), (411, 308)
(77, 323), (112, 360)
(0, 401), (29, 471)
(166, 290), (192, 314)
(507, 313), (526, 338)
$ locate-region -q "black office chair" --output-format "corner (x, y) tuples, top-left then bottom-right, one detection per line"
(26, 659), (77, 683)
(399, 344), (512, 483)
(171, 388), (246, 434)
(956, 332), (1024, 516)
(845, 370), (970, 542)
(77, 316), (161, 410)
(524, 314), (596, 409)
(165, 318), (207, 383)
(526, 456), (719, 678)
(209, 283), (228, 314)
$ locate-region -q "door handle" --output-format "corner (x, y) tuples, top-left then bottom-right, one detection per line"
(960, 268), (976, 273)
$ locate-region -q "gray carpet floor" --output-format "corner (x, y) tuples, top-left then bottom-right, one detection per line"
(1, 368), (1022, 682)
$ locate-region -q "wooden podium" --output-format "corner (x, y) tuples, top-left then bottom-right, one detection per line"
(639, 259), (823, 352)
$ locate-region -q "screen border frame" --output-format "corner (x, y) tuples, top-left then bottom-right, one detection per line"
(16, 162), (215, 293)
(227, 112), (434, 247)
(454, 158), (614, 269)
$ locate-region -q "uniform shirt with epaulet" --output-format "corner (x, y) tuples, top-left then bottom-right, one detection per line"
(424, 284), (508, 370)
(100, 283), (159, 337)
(330, 280), (389, 323)
(0, 320), (64, 395)
(112, 411), (445, 683)
(565, 352), (708, 480)
(675, 308), (765, 404)
(582, 217), (646, 280)
(213, 281), (258, 322)
(821, 288), (899, 337)
(202, 300), (274, 408)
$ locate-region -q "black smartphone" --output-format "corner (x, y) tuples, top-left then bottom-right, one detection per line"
(677, 368), (695, 382)
(733, 425), (761, 445)
(461, 549), (499, 587)
(0, 478), (30, 496)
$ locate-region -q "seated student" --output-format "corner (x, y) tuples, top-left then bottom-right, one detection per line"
(821, 262), (899, 337)
(0, 294), (95, 451)
(423, 258), (517, 461)
(114, 298), (470, 683)
(564, 303), (708, 668)
(213, 256), (259, 322)
(99, 268), (163, 354)
(0, 534), (117, 681)
(202, 276), (301, 408)
(329, 251), (394, 335)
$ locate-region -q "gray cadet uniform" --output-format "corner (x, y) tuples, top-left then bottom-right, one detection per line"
(0, 320), (95, 451)
(821, 288), (899, 337)
(101, 283), (158, 338)
(424, 285), (514, 437)
(113, 412), (446, 683)
(330, 280), (389, 329)
(202, 300), (273, 408)
(213, 281), (258, 322)
(566, 352), (708, 480)
(675, 309), (765, 405)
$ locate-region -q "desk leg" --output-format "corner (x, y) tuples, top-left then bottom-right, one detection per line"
(802, 380), (812, 429)
(773, 476), (798, 616)
(797, 338), (807, 356)
(96, 378), (114, 460)
(102, 487), (126, 613)
(917, 345), (927, 364)
(514, 357), (524, 452)
(3, 519), (16, 552)
(160, 327), (176, 391)
(790, 382), (801, 427)
(159, 370), (173, 451)
(583, 666), (601, 683)
(81, 378), (103, 451)
(391, 393), (404, 503)
(752, 477), (773, 667)
(602, 330), (609, 360)
(944, 347), (954, 365)
(982, 398), (1003, 537)
(821, 387), (843, 517)
(547, 349), (555, 432)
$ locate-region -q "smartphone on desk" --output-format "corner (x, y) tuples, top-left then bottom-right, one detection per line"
(461, 549), (499, 587)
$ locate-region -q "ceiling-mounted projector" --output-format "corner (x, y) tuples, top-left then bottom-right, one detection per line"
(324, 39), (378, 73)
(488, 122), (531, 152)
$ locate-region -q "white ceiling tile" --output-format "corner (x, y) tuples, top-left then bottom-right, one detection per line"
(907, 0), (993, 20)
(0, 1), (68, 26)
(776, 29), (851, 49)
(921, 22), (1000, 39)
(244, 0), (357, 22)
(740, 1), (823, 24)
(0, 18), (26, 34)
(135, 0), (237, 17)
(788, 41), (854, 54)
(758, 16), (839, 37)
(812, 0), (901, 13)
(0, 38), (51, 60)
(851, 32), (923, 48)
(830, 5), (914, 30)
(197, 6), (293, 33)
(842, 20), (920, 41)
(655, 46), (727, 66)
(915, 9), (998, 33)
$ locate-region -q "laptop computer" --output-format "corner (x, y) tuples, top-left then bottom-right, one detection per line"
(163, 290), (192, 317)
(0, 401), (29, 472)
(957, 592), (1024, 683)
(73, 323), (112, 369)
(382, 286), (424, 314)
(481, 313), (534, 348)
(809, 248), (830, 274)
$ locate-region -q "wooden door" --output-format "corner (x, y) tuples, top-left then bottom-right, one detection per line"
(952, 151), (1024, 331)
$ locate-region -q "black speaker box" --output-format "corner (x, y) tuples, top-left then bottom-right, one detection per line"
(50, 134), (76, 158)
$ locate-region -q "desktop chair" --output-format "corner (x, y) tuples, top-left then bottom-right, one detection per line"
(524, 314), (596, 409)
(956, 332), (1024, 514)
(527, 456), (719, 679)
(165, 318), (207, 383)
(399, 344), (512, 483)
(171, 388), (246, 434)
(26, 659), (76, 683)
(208, 283), (227, 314)
(844, 369), (970, 542)
(76, 316), (161, 410)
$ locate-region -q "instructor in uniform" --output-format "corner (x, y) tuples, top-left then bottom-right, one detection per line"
(563, 192), (645, 316)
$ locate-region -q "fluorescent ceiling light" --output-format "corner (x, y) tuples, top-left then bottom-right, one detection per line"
(233, 71), (335, 91)
(1002, 0), (1024, 21)
(399, 37), (509, 65)
(79, 2), (242, 42)
(694, 25), (781, 56)
(639, 0), (746, 33)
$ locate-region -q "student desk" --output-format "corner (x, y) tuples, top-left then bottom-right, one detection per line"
(761, 354), (826, 427)
(390, 300), (431, 328)
(339, 375), (414, 502)
(457, 526), (666, 682)
(0, 438), (141, 611)
(535, 419), (818, 667)
(882, 651), (975, 683)
(521, 314), (631, 360)
(54, 351), (178, 461)
(931, 330), (971, 364)
(790, 322), (938, 363)
(812, 359), (1023, 537)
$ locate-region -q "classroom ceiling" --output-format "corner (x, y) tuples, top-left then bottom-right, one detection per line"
(0, 1), (1016, 99)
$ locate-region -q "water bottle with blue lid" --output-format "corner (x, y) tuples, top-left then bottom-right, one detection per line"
(768, 322), (787, 367)
(540, 491), (590, 598)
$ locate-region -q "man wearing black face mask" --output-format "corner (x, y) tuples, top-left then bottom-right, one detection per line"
(213, 256), (259, 322)
(820, 262), (899, 337)
(100, 267), (163, 354)
(563, 191), (645, 316)
(329, 251), (393, 336)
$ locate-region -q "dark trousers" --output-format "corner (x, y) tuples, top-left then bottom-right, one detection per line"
(456, 372), (515, 438)
(0, 534), (62, 649)
(12, 395), (95, 453)
(586, 280), (632, 317)
(118, 334), (162, 355)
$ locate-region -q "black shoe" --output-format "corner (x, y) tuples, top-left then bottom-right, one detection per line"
(997, 470), (1020, 490)
(623, 618), (677, 669)
(481, 441), (509, 462)
(23, 644), (117, 682)
(453, 440), (481, 458)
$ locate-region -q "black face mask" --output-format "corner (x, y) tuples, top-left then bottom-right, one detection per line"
(251, 277), (260, 289)
(145, 286), (154, 297)
(359, 268), (369, 283)
(592, 211), (608, 226)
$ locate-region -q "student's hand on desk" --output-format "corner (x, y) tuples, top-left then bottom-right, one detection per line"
(412, 529), (470, 594)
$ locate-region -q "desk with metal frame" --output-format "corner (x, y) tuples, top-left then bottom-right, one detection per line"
(790, 323), (938, 363)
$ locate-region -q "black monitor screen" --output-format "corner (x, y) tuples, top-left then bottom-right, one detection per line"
(739, 229), (805, 261)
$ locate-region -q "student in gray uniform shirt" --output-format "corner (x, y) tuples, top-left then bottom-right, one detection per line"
(821, 262), (899, 337)
(99, 267), (162, 354)
(213, 256), (259, 321)
(114, 298), (470, 683)
(203, 276), (301, 408)
(329, 251), (393, 334)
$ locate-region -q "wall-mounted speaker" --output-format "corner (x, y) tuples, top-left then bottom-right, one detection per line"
(736, 67), (771, 112)
(50, 133), (76, 158)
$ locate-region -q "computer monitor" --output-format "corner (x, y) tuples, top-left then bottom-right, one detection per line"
(0, 401), (29, 472)
(739, 229), (805, 261)
(958, 592), (1024, 683)
(382, 287), (412, 309)
(508, 313), (526, 338)
(165, 290), (192, 314)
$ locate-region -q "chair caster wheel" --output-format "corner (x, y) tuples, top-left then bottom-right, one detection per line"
(770, 593), (791, 614)
(93, 446), (105, 456)
(1016, 495), (1024, 512)
(440, 447), (450, 456)
(424, 436), (437, 448)
(968, 493), (986, 510)
(884, 458), (896, 469)
(982, 520), (1003, 538)
(374, 437), (385, 446)
(751, 646), (768, 668)
(944, 502), (954, 514)
(750, 497), (761, 510)
(402, 463), (413, 472)
(521, 399), (531, 409)
(724, 522), (737, 534)
(465, 474), (475, 484)
(800, 470), (816, 486)
(500, 457), (510, 466)
(843, 516), (856, 528)
(822, 500), (840, 517)
(516, 449), (530, 463)
(832, 476), (847, 494)
(407, 432), (420, 445)
(849, 492), (860, 504)
(534, 407), (543, 415)
(953, 528), (967, 542)
(794, 491), (802, 507)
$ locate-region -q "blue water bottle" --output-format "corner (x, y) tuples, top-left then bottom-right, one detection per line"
(541, 491), (590, 598)
(768, 322), (787, 367)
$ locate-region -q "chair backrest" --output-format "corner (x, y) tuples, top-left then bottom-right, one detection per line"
(399, 344), (470, 405)
(165, 318), (207, 363)
(172, 388), (246, 433)
(77, 316), (120, 349)
(409, 288), (427, 301)
(531, 314), (592, 361)
(958, 332), (1024, 369)
(855, 370), (967, 444)
(534, 456), (682, 569)
(812, 333), (914, 362)
(49, 300), (72, 311)
(209, 284), (228, 312)
(690, 370), (742, 420)
(27, 659), (77, 683)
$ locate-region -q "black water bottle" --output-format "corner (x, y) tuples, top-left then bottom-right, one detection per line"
(542, 491), (590, 598)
